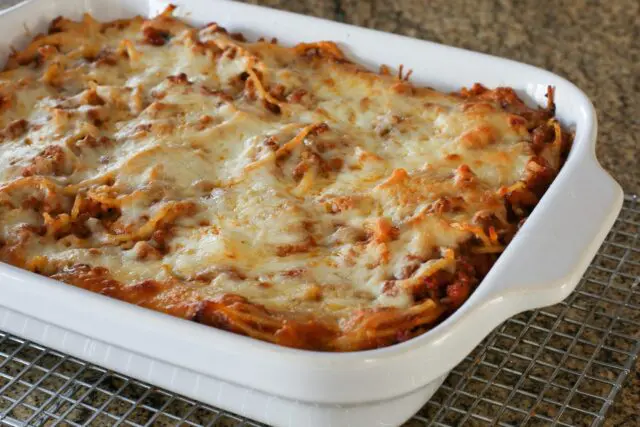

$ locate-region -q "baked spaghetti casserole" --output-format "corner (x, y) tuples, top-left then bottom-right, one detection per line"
(0, 6), (572, 351)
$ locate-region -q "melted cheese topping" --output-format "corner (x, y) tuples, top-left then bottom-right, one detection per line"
(0, 11), (557, 332)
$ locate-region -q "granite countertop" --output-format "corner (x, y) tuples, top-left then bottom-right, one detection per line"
(0, 0), (637, 425)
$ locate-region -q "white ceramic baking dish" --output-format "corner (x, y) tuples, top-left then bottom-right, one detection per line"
(0, 0), (623, 425)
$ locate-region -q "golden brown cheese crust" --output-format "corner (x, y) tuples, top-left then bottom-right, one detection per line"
(0, 7), (572, 351)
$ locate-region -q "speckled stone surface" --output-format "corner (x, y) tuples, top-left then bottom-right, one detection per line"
(0, 0), (637, 425)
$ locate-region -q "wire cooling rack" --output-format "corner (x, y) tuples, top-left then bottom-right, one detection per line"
(1, 195), (639, 427)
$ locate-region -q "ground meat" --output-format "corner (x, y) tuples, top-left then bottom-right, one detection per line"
(22, 145), (69, 177)
(142, 26), (171, 46)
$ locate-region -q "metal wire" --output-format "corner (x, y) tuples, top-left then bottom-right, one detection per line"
(1, 195), (638, 427)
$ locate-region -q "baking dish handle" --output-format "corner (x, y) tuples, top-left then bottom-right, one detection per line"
(472, 154), (623, 309)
